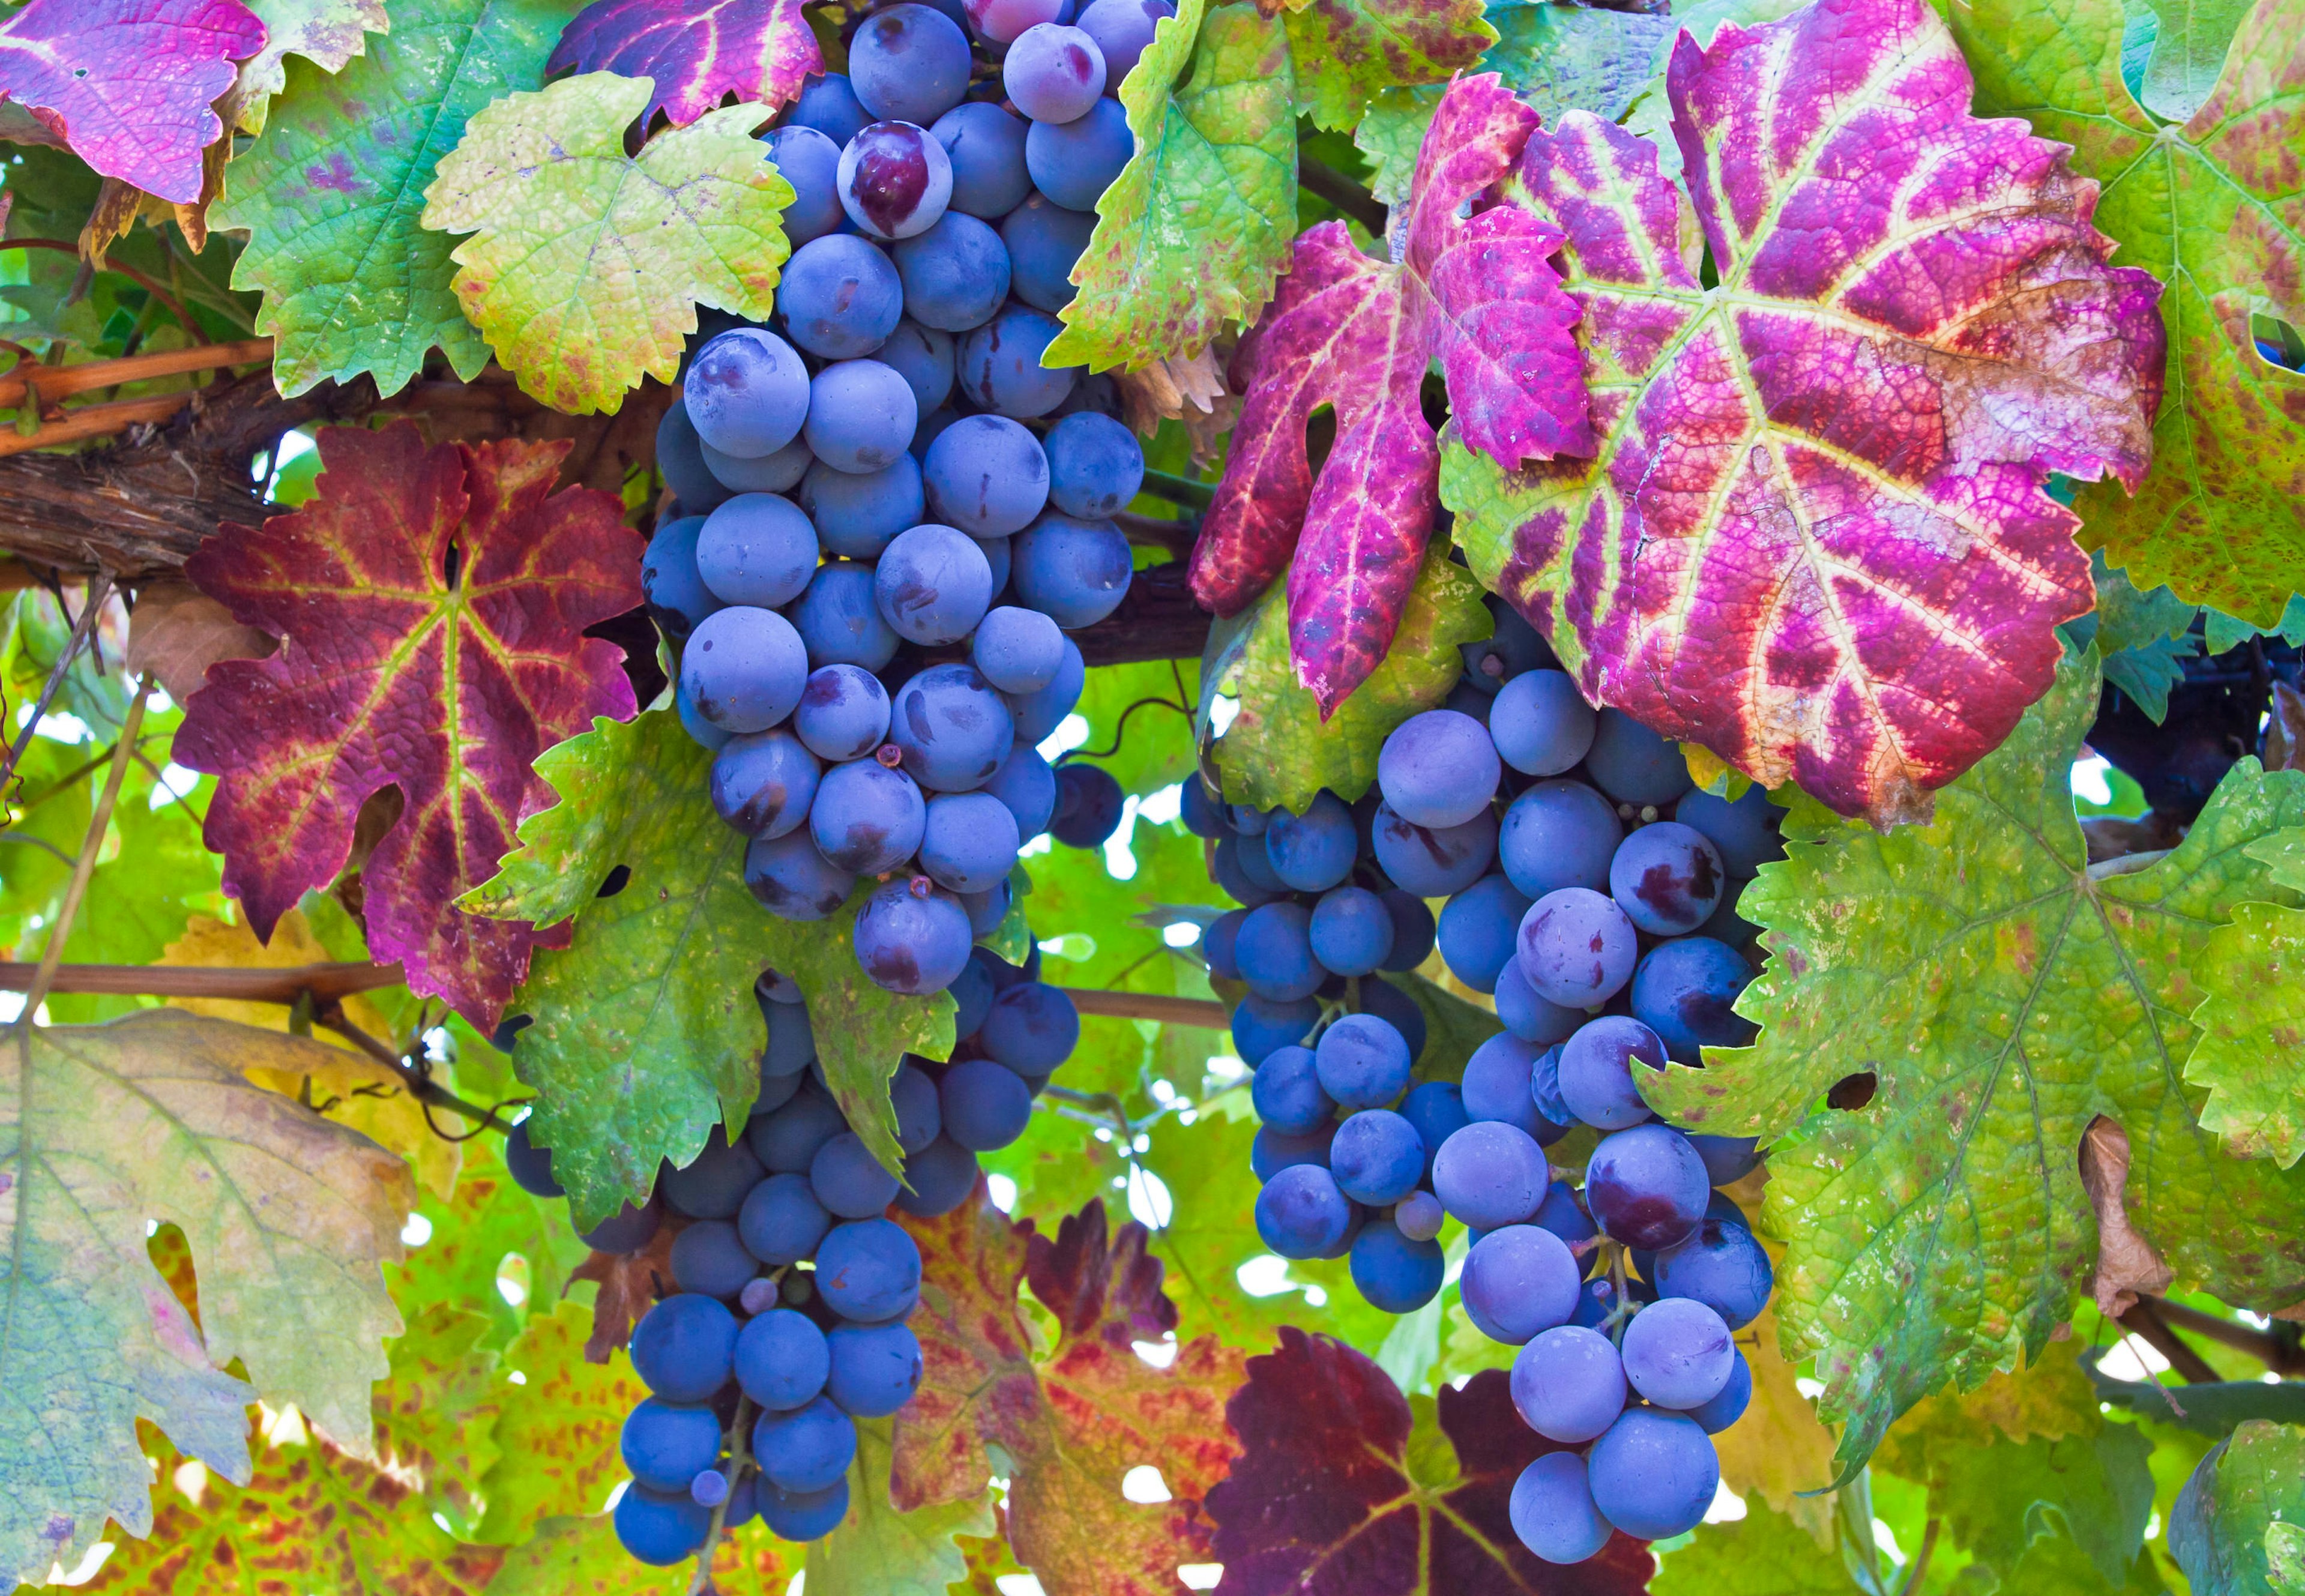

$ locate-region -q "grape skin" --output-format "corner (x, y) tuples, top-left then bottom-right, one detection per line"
(1585, 1408), (1719, 1540)
(1509, 1453), (1614, 1565)
(1025, 97), (1131, 210)
(1618, 1295), (1735, 1409)
(837, 119), (954, 240)
(1255, 1163), (1352, 1257)
(1508, 1324), (1625, 1443)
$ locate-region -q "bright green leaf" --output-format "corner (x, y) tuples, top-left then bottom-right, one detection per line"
(1204, 543), (1490, 812)
(1652, 1498), (1862, 1595)
(2064, 550), (2201, 723)
(1282, 0), (1494, 132)
(812, 1418), (992, 1596)
(1645, 652), (2305, 1477)
(2186, 893), (2305, 1167)
(474, 1299), (651, 1543)
(225, 0), (391, 134)
(2171, 1420), (2305, 1595)
(2138, 0), (2257, 119)
(214, 0), (576, 398)
(421, 71), (793, 415)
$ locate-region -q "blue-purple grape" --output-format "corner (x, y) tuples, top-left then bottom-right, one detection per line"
(1329, 1109), (1423, 1205)
(1264, 790), (1355, 893)
(1235, 900), (1322, 1002)
(622, 1398), (724, 1493)
(777, 234), (903, 359)
(982, 743), (1057, 838)
(705, 433), (813, 494)
(1672, 784), (1782, 878)
(972, 605), (1066, 694)
(785, 72), (870, 145)
(738, 1172), (833, 1264)
(1556, 1015), (1667, 1131)
(855, 876), (974, 993)
(1629, 935), (1757, 1064)
(1609, 821), (1724, 936)
(873, 321), (957, 416)
(1043, 411), (1142, 519)
(1584, 708), (1693, 807)
(1498, 779), (1621, 899)
(734, 1307), (831, 1411)
(788, 560), (900, 671)
(712, 729), (821, 839)
(1232, 993), (1319, 1068)
(1025, 95), (1130, 210)
(1459, 1032), (1549, 1139)
(1378, 709), (1499, 829)
(939, 1056), (1034, 1148)
(746, 827), (857, 919)
(1315, 1013), (1410, 1107)
(1586, 1409), (1717, 1539)
(682, 606), (809, 733)
(893, 211), (1011, 330)
(1517, 887), (1638, 1008)
(1583, 1123), (1708, 1251)
(811, 1128), (905, 1216)
(980, 981), (1079, 1073)
(643, 514), (722, 637)
(813, 1217), (923, 1322)
(657, 403), (730, 514)
(1654, 1215), (1774, 1330)
(1371, 801), (1496, 897)
(1255, 1162), (1351, 1257)
(794, 664), (892, 763)
(827, 1322), (924, 1417)
(1251, 1044), (1333, 1134)
(1509, 1453), (1612, 1565)
(1437, 873), (1533, 993)
(696, 493), (818, 608)
(1398, 1081), (1467, 1179)
(875, 524), (994, 645)
(1349, 1217), (1444, 1311)
(764, 124), (845, 245)
(1378, 888), (1436, 971)
(1493, 952), (1582, 1044)
(966, 0), (1062, 43)
(615, 1483), (711, 1565)
(810, 757), (927, 873)
(891, 661), (1016, 790)
(1687, 1348), (1752, 1433)
(1074, 0), (1172, 84)
(1620, 1296), (1734, 1409)
(1489, 669), (1595, 777)
(1308, 885), (1392, 975)
(1510, 1324), (1625, 1443)
(1004, 634), (1084, 741)
(1001, 195), (1095, 312)
(806, 358), (918, 474)
(631, 1293), (738, 1403)
(957, 304), (1078, 418)
(932, 101), (1033, 217)
(1003, 23), (1106, 121)
(897, 1136), (981, 1216)
(848, 4), (973, 124)
(755, 1397), (857, 1493)
(685, 328), (810, 459)
(839, 119), (953, 239)
(1249, 1119), (1336, 1181)
(922, 413), (1050, 537)
(921, 790), (1022, 891)
(1462, 1223), (1582, 1344)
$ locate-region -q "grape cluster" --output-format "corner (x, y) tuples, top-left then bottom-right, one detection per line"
(1209, 598), (1788, 1558)
(648, 0), (1164, 995)
(502, 950), (1080, 1564)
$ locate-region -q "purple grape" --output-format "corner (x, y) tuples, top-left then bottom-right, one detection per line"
(810, 758), (927, 873)
(898, 1136), (981, 1216)
(1001, 194), (1096, 312)
(505, 1119), (562, 1197)
(1371, 801), (1496, 897)
(1349, 1218), (1444, 1311)
(1489, 669), (1595, 777)
(631, 1293), (738, 1403)
(1630, 936), (1758, 1064)
(1234, 900), (1321, 1002)
(1460, 1032), (1548, 1139)
(1609, 821), (1724, 936)
(848, 4), (973, 124)
(805, 358), (918, 474)
(1510, 1324), (1626, 1443)
(685, 328), (811, 460)
(760, 1477), (850, 1541)
(1004, 23), (1106, 121)
(932, 102), (1033, 218)
(1431, 1121), (1546, 1230)
(746, 827), (857, 920)
(922, 414), (1051, 537)
(1531, 1178), (1596, 1245)
(839, 119), (953, 239)
(1654, 1215), (1774, 1330)
(1315, 1013), (1410, 1107)
(1493, 953), (1582, 1044)
(1398, 1081), (1467, 1179)
(1394, 1189), (1445, 1241)
(1620, 1296), (1734, 1409)
(1556, 1015), (1667, 1131)
(1255, 1163), (1351, 1258)
(1004, 634), (1085, 742)
(1232, 993), (1320, 1069)
(1378, 709), (1500, 829)
(966, 0), (1063, 43)
(1687, 1133), (1761, 1186)
(811, 1129), (903, 1217)
(643, 514), (722, 637)
(1585, 708), (1692, 807)
(764, 124), (843, 246)
(1687, 1348), (1752, 1433)
(890, 661), (1016, 790)
(1025, 96), (1130, 210)
(1586, 1409), (1717, 1539)
(1509, 1453), (1613, 1565)
(1437, 874), (1533, 993)
(789, 559), (900, 671)
(972, 605), (1067, 694)
(826, 1321), (924, 1417)
(794, 664), (892, 763)
(777, 234), (903, 359)
(705, 433), (813, 494)
(1251, 1044), (1334, 1134)
(1043, 411), (1143, 518)
(657, 402), (731, 514)
(740, 1170), (833, 1263)
(616, 1483), (711, 1564)
(1498, 779), (1621, 899)
(697, 492), (819, 607)
(682, 606), (809, 733)
(1264, 790), (1355, 893)
(1330, 1109), (1424, 1205)
(1516, 887), (1638, 1008)
(873, 320), (957, 415)
(711, 728), (821, 838)
(1462, 1223), (1582, 1344)
(1378, 888), (1436, 970)
(1673, 784), (1782, 877)
(957, 303), (1078, 418)
(960, 879), (1011, 936)
(1074, 0), (1171, 85)
(755, 1396), (858, 1493)
(854, 875), (974, 993)
(1698, 875), (1761, 949)
(1049, 760), (1124, 847)
(1309, 885), (1393, 975)
(1355, 977), (1427, 1065)
(786, 72), (870, 145)
(893, 211), (1011, 330)
(875, 523), (994, 645)
(1203, 906), (1246, 980)
(1583, 1123), (1708, 1251)
(980, 981), (1079, 1073)
(940, 1056), (1034, 1148)
(622, 1397), (725, 1494)
(921, 790), (1022, 891)
(983, 742), (1058, 837)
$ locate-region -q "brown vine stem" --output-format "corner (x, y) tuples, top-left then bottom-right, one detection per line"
(10, 676), (149, 1034)
(0, 959), (405, 1001)
(312, 1009), (521, 1137)
(0, 573), (113, 796)
(1059, 987), (1229, 1028)
(1894, 1517), (1940, 1596)
(2144, 1296), (2305, 1375)
(688, 1393), (758, 1596)
(2117, 1298), (2222, 1384)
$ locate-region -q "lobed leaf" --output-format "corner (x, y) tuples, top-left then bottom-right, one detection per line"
(173, 423), (643, 1033)
(1202, 1329), (1655, 1594)
(893, 1195), (1244, 1596)
(1649, 1499), (1856, 1595)
(1046, 0), (1296, 374)
(0, 1013), (414, 1588)
(549, 0), (822, 128)
(214, 0), (577, 399)
(0, 0), (265, 204)
(1948, 0), (2305, 627)
(1190, 73), (1585, 711)
(1645, 651), (2305, 1475)
(1280, 0), (1493, 133)
(2169, 1419), (2305, 1595)
(473, 1299), (651, 1541)
(465, 707), (951, 1224)
(421, 70), (794, 415)
(223, 0), (388, 133)
(810, 1418), (992, 1596)
(2185, 893), (2305, 1167)
(1447, 0), (2166, 825)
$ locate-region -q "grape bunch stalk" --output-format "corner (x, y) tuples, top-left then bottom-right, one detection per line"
(503, 944), (1081, 1564)
(1209, 594), (1789, 1558)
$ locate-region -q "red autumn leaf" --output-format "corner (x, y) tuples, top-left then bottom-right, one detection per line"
(1205, 1329), (1656, 1596)
(175, 422), (643, 1030)
(1448, 0), (2166, 824)
(1188, 71), (1589, 714)
(0, 0), (265, 204)
(894, 1191), (1247, 1596)
(548, 0), (824, 128)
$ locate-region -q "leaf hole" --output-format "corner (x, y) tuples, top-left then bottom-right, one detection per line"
(597, 863), (631, 897)
(1827, 1071), (1876, 1110)
(2250, 314), (2304, 373)
(1303, 403), (1336, 478)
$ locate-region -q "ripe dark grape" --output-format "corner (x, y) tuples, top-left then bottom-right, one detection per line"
(583, 1192), (665, 1252)
(1583, 1124), (1709, 1251)
(1254, 1163), (1351, 1258)
(1249, 1120), (1336, 1181)
(1025, 97), (1131, 210)
(853, 876), (974, 993)
(893, 212), (1011, 330)
(1432, 1120), (1547, 1229)
(1371, 801), (1496, 896)
(764, 125), (845, 245)
(873, 321), (956, 417)
(705, 433), (813, 494)
(1517, 887), (1638, 1008)
(786, 72), (870, 144)
(1313, 1012), (1410, 1106)
(1397, 1081), (1467, 1179)
(1377, 889), (1436, 971)
(663, 1126), (767, 1218)
(805, 358), (918, 474)
(814, 1217), (923, 1322)
(643, 516), (722, 637)
(746, 826), (857, 919)
(682, 606), (809, 734)
(738, 1172), (833, 1263)
(1263, 792), (1355, 892)
(1674, 784), (1782, 877)
(762, 1478), (851, 1541)
(921, 791), (1023, 891)
(1235, 900), (1321, 1002)
(1609, 821), (1724, 936)
(621, 1397), (724, 1492)
(1394, 1189), (1445, 1241)
(923, 413), (1052, 537)
(1688, 1349), (1753, 1433)
(1687, 1133), (1761, 1187)
(1585, 1409), (1718, 1539)
(1004, 635), (1085, 741)
(1498, 780), (1620, 898)
(1509, 1325), (1625, 1443)
(1330, 1109), (1424, 1205)
(1250, 1045), (1334, 1134)
(898, 1135), (982, 1216)
(1378, 709), (1499, 828)
(1654, 1215), (1774, 1329)
(1003, 23), (1106, 121)
(1013, 513), (1133, 627)
(838, 119), (953, 240)
(1489, 669), (1595, 776)
(1585, 708), (1693, 807)
(980, 981), (1080, 1072)
(1620, 1296), (1735, 1409)
(1436, 874), (1532, 993)
(1629, 935), (1758, 1063)
(1050, 761), (1125, 846)
(876, 528), (995, 646)
(1556, 1016), (1668, 1131)
(631, 1293), (739, 1403)
(789, 561), (900, 670)
(809, 1130), (903, 1216)
(972, 605), (1067, 694)
(1531, 1178), (1597, 1245)
(938, 1057), (1034, 1149)
(966, 0), (1063, 43)
(1460, 1032), (1550, 1140)
(685, 329), (810, 460)
(1075, 0), (1172, 83)
(505, 1119), (562, 1197)
(1348, 1218), (1443, 1312)
(932, 102), (1033, 217)
(656, 405), (730, 514)
(734, 1307), (831, 1410)
(890, 663), (1015, 788)
(827, 1322), (924, 1417)
(615, 1483), (713, 1565)
(1462, 1224), (1581, 1345)
(1493, 954), (1581, 1045)
(777, 234), (903, 359)
(1001, 195), (1097, 312)
(983, 743), (1058, 837)
(810, 759), (926, 873)
(1231, 993), (1319, 1067)
(698, 493), (819, 608)
(794, 665), (892, 763)
(848, 4), (974, 124)
(749, 1092), (848, 1173)
(1041, 415), (1142, 522)
(957, 304), (1079, 417)
(1307, 885), (1392, 975)
(755, 1396), (858, 1493)
(1509, 1453), (1612, 1565)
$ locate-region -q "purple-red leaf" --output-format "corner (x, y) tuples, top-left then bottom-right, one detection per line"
(1445, 0), (2166, 824)
(548, 0), (823, 127)
(1206, 1329), (1654, 1595)
(174, 423), (644, 1031)
(1188, 72), (1588, 714)
(0, 0), (266, 203)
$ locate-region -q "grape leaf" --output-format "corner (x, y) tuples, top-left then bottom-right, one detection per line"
(373, 1304), (505, 1538)
(0, 0), (265, 203)
(2169, 1420), (2305, 1595)
(1279, 0), (1494, 133)
(224, 0), (388, 133)
(388, 1125), (590, 1354)
(1644, 651), (2305, 1476)
(1190, 73), (1587, 712)
(548, 0), (822, 128)
(1650, 1499), (1857, 1595)
(1201, 542), (1489, 812)
(2185, 884), (2305, 1169)
(0, 1013), (413, 1589)
(483, 1510), (796, 1593)
(1202, 1329), (1656, 1595)
(1711, 1299), (1836, 1520)
(1044, 0), (1294, 374)
(812, 1418), (992, 1596)
(420, 71), (794, 415)
(892, 1195), (1246, 1596)
(463, 707), (953, 1226)
(212, 0), (577, 399)
(1442, 0), (2166, 826)
(2135, 0), (2256, 121)
(1884, 1417), (2156, 1587)
(2065, 552), (2201, 724)
(173, 423), (643, 1034)
(1945, 0), (2305, 627)
(474, 1299), (651, 1542)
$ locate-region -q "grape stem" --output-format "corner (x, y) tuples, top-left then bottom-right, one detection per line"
(0, 573), (113, 798)
(1893, 1517), (1939, 1596)
(688, 1392), (757, 1596)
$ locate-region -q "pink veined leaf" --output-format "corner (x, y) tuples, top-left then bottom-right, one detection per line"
(1187, 71), (1590, 715)
(0, 0), (267, 204)
(1447, 0), (2166, 824)
(547, 0), (823, 127)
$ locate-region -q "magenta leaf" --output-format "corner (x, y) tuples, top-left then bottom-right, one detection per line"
(0, 0), (266, 203)
(548, 0), (823, 127)
(1188, 72), (1588, 715)
(1205, 1329), (1654, 1595)
(1445, 0), (2168, 824)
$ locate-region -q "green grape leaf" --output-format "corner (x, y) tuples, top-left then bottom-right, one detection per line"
(1645, 652), (2305, 1477)
(214, 0), (577, 399)
(1202, 543), (1490, 812)
(2170, 1420), (2305, 1596)
(811, 1418), (992, 1596)
(481, 1510), (797, 1592)
(388, 1125), (590, 1354)
(2186, 891), (2305, 1167)
(1281, 0), (1493, 133)
(474, 1299), (651, 1542)
(421, 71), (793, 415)
(1046, 0), (1295, 374)
(1071, 658), (1200, 798)
(1652, 1499), (1861, 1595)
(372, 1304), (504, 1538)
(2138, 0), (2258, 121)
(224, 0), (390, 134)
(1885, 1420), (2157, 1588)
(464, 709), (950, 1225)
(2064, 550), (2202, 724)
(0, 1014), (414, 1588)
(1947, 0), (2305, 625)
